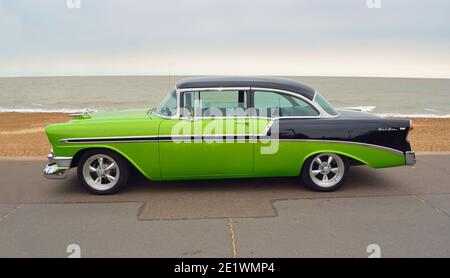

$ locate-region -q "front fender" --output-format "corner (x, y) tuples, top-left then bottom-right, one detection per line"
(55, 143), (161, 180)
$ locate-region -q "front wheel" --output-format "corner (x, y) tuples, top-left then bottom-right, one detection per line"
(77, 150), (129, 195)
(301, 153), (349, 192)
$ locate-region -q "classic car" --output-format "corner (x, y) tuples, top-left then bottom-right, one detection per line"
(43, 76), (416, 194)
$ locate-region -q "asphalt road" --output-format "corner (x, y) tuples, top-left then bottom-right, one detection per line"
(0, 154), (449, 257)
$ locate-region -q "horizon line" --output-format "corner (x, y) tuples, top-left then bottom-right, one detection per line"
(1, 74), (449, 80)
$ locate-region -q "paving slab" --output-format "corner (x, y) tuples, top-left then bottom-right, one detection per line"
(0, 155), (449, 220)
(233, 196), (450, 258)
(0, 204), (21, 220)
(0, 203), (231, 258)
(419, 194), (450, 217)
(138, 197), (276, 220)
(0, 155), (450, 257)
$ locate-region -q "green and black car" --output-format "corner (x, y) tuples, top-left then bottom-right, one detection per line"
(44, 76), (416, 194)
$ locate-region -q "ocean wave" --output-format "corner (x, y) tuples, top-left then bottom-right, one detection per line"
(1, 107), (449, 118)
(0, 108), (95, 113)
(375, 113), (450, 118)
(339, 106), (377, 112)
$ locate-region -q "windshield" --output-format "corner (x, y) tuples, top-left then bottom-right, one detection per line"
(314, 91), (338, 116)
(155, 90), (177, 117)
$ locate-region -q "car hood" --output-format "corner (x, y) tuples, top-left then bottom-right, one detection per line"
(69, 108), (153, 122)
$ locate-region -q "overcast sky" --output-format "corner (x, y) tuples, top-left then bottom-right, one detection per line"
(1, 0), (449, 77)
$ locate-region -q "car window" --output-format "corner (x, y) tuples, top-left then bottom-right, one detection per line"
(155, 90), (177, 117)
(183, 90), (248, 118)
(253, 91), (319, 117)
(181, 91), (196, 117)
(314, 91), (338, 116)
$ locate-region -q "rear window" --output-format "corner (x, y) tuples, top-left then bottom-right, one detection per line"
(314, 92), (338, 116)
(253, 90), (319, 117)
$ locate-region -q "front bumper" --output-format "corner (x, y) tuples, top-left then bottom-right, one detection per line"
(405, 151), (416, 166)
(43, 152), (72, 180)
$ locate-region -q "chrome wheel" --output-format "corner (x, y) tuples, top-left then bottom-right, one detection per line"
(309, 153), (345, 188)
(82, 154), (120, 191)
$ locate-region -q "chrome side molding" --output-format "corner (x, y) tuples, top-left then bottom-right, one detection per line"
(47, 153), (72, 168)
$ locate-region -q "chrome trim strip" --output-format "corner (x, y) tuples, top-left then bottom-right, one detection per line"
(161, 134), (260, 137)
(60, 135), (159, 144)
(60, 135), (405, 155)
(178, 87), (252, 92)
(158, 135), (260, 143)
(62, 135), (160, 140)
(64, 139), (158, 144)
(277, 139), (404, 155)
(262, 120), (274, 136)
(61, 134), (261, 144)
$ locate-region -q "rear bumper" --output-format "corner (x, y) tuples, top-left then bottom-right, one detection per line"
(405, 151), (416, 166)
(43, 152), (72, 180)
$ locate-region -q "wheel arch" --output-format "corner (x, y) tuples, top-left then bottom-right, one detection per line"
(70, 147), (150, 179)
(299, 150), (368, 174)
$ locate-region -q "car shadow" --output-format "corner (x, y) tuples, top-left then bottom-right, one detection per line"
(40, 165), (405, 206)
(120, 165), (394, 194)
(3, 156), (441, 206)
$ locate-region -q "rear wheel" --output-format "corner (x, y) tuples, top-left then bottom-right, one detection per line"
(77, 150), (129, 195)
(301, 153), (349, 192)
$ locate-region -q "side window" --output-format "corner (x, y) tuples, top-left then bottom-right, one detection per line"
(182, 90), (247, 118)
(253, 91), (319, 117)
(182, 91), (195, 117)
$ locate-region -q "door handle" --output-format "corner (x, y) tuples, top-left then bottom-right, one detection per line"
(236, 122), (250, 125)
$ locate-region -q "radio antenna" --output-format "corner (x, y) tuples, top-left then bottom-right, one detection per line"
(168, 63), (171, 91)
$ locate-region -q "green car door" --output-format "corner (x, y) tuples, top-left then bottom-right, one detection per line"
(248, 89), (322, 177)
(158, 89), (254, 179)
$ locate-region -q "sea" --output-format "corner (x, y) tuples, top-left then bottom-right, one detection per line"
(0, 76), (449, 117)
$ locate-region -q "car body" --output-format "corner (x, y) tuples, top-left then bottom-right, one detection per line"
(44, 76), (416, 194)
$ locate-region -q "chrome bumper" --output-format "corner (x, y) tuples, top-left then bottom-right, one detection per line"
(43, 152), (72, 180)
(405, 151), (416, 166)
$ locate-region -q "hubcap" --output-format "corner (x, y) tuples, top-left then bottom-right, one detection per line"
(82, 154), (120, 191)
(309, 153), (345, 188)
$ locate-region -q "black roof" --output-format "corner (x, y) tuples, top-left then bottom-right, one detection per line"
(176, 76), (316, 100)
